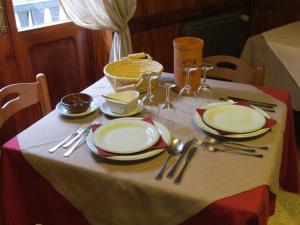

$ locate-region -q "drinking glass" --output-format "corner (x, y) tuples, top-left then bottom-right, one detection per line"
(195, 63), (213, 99)
(158, 82), (177, 127)
(141, 73), (160, 118)
(179, 66), (198, 97)
(141, 73), (159, 104)
(176, 64), (199, 114)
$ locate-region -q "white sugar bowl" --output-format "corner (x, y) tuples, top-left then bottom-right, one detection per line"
(104, 90), (140, 114)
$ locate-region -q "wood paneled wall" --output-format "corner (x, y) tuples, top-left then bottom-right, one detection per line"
(130, 0), (247, 73)
(249, 0), (300, 35)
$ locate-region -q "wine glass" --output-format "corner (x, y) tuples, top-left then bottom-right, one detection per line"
(158, 82), (177, 127)
(141, 73), (160, 118)
(195, 63), (213, 99)
(179, 66), (198, 97)
(141, 73), (159, 104)
(177, 63), (199, 115)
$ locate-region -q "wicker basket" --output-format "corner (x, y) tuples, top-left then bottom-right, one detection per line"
(104, 58), (163, 93)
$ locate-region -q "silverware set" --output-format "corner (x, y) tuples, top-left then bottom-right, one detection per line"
(155, 137), (198, 184)
(204, 137), (269, 151)
(197, 137), (267, 158)
(219, 96), (277, 112)
(48, 124), (94, 157)
(155, 136), (268, 183)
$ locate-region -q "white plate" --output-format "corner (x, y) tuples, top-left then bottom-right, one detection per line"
(100, 100), (143, 117)
(202, 104), (266, 133)
(193, 102), (271, 138)
(87, 118), (171, 161)
(56, 98), (99, 118)
(92, 119), (160, 154)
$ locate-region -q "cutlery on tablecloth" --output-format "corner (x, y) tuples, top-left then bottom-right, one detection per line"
(200, 142), (264, 158)
(219, 98), (275, 112)
(48, 134), (73, 153)
(63, 130), (90, 157)
(205, 142), (256, 152)
(62, 126), (90, 148)
(155, 138), (184, 180)
(205, 137), (269, 150)
(174, 147), (198, 184)
(167, 137), (197, 178)
(227, 96), (277, 108)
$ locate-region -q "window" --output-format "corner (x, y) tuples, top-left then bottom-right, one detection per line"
(13, 0), (69, 30)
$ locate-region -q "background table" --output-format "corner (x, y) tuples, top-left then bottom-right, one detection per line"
(1, 74), (299, 225)
(241, 21), (300, 111)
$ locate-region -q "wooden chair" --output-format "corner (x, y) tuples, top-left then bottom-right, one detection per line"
(0, 73), (51, 128)
(203, 55), (265, 85)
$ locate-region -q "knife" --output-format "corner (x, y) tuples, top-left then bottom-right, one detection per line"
(227, 96), (277, 108)
(167, 137), (197, 178)
(174, 146), (198, 184)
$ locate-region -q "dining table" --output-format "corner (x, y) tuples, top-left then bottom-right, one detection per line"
(241, 21), (300, 111)
(0, 72), (299, 225)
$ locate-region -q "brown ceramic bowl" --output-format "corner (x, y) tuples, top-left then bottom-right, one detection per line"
(61, 93), (92, 113)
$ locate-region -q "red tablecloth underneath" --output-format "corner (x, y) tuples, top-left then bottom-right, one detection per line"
(1, 87), (298, 225)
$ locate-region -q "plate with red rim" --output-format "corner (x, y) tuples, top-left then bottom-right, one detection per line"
(87, 118), (171, 161)
(92, 119), (160, 154)
(193, 102), (271, 138)
(202, 104), (266, 134)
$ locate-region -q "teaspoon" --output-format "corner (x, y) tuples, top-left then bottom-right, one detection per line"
(155, 138), (184, 180)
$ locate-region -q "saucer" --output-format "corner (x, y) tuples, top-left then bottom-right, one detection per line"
(56, 98), (99, 118)
(100, 100), (143, 117)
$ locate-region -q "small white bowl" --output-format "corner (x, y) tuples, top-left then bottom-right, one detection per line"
(104, 90), (140, 114)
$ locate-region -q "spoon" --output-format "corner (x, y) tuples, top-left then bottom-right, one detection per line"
(101, 95), (128, 103)
(206, 137), (269, 150)
(155, 138), (184, 180)
(201, 142), (263, 158)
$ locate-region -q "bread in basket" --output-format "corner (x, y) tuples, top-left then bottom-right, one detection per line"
(104, 53), (163, 93)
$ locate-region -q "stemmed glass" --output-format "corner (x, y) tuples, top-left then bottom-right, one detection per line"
(141, 73), (160, 118)
(158, 82), (177, 127)
(179, 65), (198, 97)
(195, 63), (214, 99)
(141, 73), (159, 105)
(177, 62), (199, 114)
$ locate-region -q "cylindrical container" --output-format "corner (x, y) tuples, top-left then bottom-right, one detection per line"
(173, 37), (204, 91)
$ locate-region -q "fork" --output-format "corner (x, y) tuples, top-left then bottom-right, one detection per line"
(48, 134), (73, 153)
(48, 126), (88, 153)
(62, 126), (89, 148)
(205, 137), (269, 150)
(63, 130), (89, 157)
(200, 142), (264, 158)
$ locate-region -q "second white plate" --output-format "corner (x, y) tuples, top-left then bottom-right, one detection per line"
(194, 102), (271, 138)
(202, 104), (266, 133)
(92, 119), (160, 154)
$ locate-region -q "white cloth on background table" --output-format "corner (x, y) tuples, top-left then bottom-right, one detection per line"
(241, 21), (300, 110)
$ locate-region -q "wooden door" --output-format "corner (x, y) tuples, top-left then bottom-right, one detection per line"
(5, 0), (108, 105)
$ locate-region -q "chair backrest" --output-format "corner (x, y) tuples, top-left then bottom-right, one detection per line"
(0, 73), (51, 128)
(203, 55), (265, 85)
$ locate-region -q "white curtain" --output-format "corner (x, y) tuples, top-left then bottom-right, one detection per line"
(59, 0), (137, 61)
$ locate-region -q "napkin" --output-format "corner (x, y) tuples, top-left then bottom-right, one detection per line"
(196, 102), (277, 135)
(91, 116), (168, 157)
